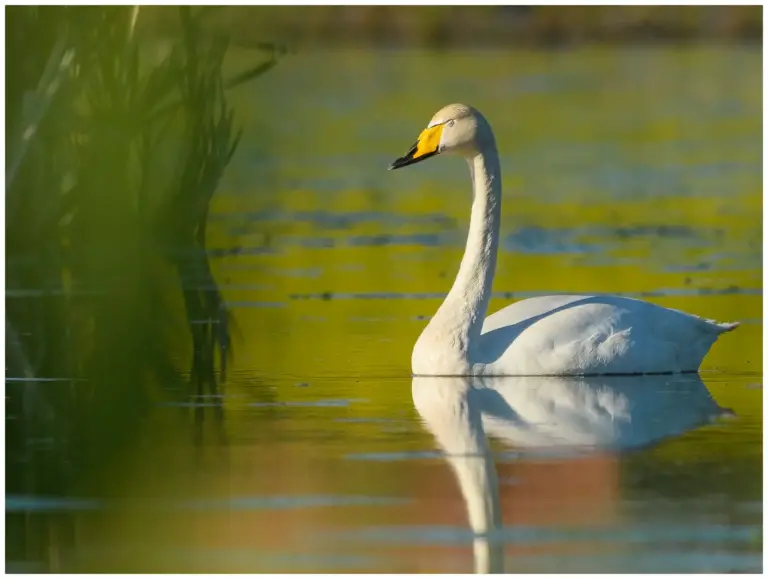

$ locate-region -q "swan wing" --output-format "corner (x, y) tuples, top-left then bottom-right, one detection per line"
(476, 295), (737, 375)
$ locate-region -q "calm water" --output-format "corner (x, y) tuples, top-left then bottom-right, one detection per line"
(7, 47), (762, 572)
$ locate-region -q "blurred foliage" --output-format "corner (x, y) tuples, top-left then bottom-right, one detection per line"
(5, 5), (281, 569)
(135, 5), (762, 49)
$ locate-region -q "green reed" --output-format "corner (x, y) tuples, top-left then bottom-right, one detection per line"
(5, 6), (282, 569)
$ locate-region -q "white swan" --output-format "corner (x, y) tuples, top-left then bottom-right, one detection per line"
(391, 103), (739, 377)
(411, 374), (728, 573)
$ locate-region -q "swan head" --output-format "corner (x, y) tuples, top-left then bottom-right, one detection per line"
(389, 103), (493, 170)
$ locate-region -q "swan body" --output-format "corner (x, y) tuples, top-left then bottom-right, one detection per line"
(411, 374), (727, 573)
(391, 104), (738, 377)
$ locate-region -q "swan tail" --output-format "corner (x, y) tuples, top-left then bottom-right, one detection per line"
(696, 316), (740, 335)
(714, 321), (740, 334)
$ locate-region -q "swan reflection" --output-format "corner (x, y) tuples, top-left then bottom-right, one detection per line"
(411, 373), (728, 573)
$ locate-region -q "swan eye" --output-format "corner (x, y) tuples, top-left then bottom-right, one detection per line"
(447, 120), (455, 127)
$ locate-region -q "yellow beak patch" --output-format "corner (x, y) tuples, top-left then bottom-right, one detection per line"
(389, 122), (445, 170)
(414, 124), (444, 158)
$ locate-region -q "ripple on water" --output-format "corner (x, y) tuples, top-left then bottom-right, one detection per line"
(329, 521), (760, 547)
(247, 398), (368, 408)
(287, 287), (760, 301)
(5, 494), (409, 513)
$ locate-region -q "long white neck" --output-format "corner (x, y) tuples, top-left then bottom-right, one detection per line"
(430, 145), (502, 358)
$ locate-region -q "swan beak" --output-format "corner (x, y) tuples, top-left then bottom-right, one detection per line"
(389, 124), (444, 170)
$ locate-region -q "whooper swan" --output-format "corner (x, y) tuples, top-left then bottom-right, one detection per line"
(390, 104), (738, 377)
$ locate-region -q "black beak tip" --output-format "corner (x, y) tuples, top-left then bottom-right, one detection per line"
(390, 143), (419, 171)
(389, 157), (405, 171)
